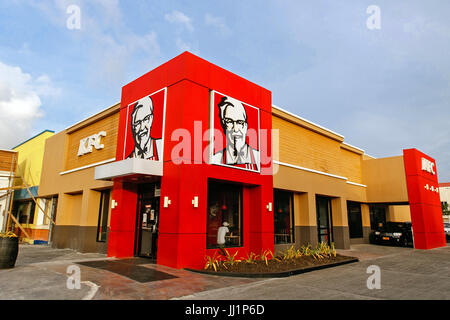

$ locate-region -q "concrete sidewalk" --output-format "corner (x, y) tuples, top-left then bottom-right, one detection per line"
(0, 244), (262, 300)
(1, 243), (449, 300)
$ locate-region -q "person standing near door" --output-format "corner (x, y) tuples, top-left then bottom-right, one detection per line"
(217, 221), (230, 248)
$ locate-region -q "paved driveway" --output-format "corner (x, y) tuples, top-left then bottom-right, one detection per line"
(1, 243), (449, 300)
(178, 244), (450, 300)
(0, 245), (260, 300)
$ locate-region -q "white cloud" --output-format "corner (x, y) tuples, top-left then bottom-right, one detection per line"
(0, 61), (59, 148)
(164, 10), (194, 32)
(205, 13), (231, 36)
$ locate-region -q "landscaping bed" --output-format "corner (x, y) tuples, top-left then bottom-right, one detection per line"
(188, 243), (358, 278)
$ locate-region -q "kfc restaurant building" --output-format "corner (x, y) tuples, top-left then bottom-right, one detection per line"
(38, 52), (447, 270)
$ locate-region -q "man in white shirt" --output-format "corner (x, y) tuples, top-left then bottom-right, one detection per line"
(217, 221), (230, 247)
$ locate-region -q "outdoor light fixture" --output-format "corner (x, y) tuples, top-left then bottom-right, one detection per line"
(111, 199), (118, 209)
(266, 202), (272, 212)
(163, 196), (171, 208)
(192, 196), (199, 208)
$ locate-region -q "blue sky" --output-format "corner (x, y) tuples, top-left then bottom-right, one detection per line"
(0, 0), (449, 181)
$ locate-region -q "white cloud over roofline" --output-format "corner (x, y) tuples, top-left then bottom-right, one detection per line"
(0, 61), (59, 149)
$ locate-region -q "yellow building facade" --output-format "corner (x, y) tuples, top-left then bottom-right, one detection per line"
(12, 130), (56, 244)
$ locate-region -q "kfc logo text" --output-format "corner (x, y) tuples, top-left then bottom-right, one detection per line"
(421, 157), (435, 175)
(77, 131), (106, 156)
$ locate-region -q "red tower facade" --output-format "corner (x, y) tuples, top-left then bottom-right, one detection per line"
(106, 52), (273, 269)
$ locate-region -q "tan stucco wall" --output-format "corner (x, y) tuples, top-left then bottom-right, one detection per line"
(274, 164), (348, 198)
(38, 110), (116, 228)
(274, 165), (361, 229)
(272, 108), (365, 185)
(362, 156), (409, 203)
(339, 147), (363, 184)
(387, 205), (411, 222)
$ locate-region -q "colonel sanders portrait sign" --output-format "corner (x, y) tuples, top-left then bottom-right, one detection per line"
(123, 87), (166, 161)
(210, 91), (260, 172)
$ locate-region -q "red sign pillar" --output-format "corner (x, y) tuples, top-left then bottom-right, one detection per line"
(403, 148), (446, 249)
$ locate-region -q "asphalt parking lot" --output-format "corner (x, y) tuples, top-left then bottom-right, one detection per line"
(0, 243), (449, 300)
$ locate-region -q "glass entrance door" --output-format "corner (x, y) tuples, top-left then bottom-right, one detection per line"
(136, 183), (161, 259)
(316, 196), (333, 245)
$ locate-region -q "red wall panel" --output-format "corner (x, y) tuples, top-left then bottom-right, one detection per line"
(107, 181), (138, 258)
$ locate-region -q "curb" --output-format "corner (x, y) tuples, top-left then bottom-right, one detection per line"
(185, 257), (359, 278)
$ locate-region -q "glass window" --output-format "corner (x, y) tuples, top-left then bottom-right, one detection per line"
(97, 190), (111, 242)
(274, 190), (294, 244)
(16, 201), (35, 225)
(206, 180), (243, 249)
(347, 201), (363, 238)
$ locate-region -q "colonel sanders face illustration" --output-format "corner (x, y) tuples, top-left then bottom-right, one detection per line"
(132, 97), (153, 149)
(212, 96), (259, 171)
(219, 96), (248, 155)
(128, 96), (161, 160)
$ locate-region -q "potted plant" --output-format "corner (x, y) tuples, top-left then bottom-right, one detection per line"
(0, 232), (19, 269)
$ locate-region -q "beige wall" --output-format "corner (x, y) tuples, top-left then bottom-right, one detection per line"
(57, 193), (82, 226)
(362, 156), (409, 203)
(38, 107), (118, 228)
(387, 205), (411, 222)
(272, 108), (365, 185)
(274, 164), (348, 198)
(339, 147), (363, 184)
(361, 204), (371, 227)
(274, 165), (356, 230)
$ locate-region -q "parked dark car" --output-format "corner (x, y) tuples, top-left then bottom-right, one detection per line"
(369, 222), (413, 247)
(444, 223), (450, 241)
